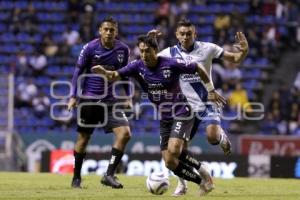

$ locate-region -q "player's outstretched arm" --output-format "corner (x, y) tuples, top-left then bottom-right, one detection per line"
(195, 63), (226, 106)
(91, 65), (121, 81)
(223, 32), (249, 64)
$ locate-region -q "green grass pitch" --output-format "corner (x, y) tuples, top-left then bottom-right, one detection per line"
(0, 172), (299, 200)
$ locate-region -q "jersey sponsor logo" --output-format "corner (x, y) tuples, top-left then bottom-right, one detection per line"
(180, 74), (201, 82)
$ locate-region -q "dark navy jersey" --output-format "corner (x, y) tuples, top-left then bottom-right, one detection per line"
(71, 38), (129, 102)
(118, 56), (197, 120)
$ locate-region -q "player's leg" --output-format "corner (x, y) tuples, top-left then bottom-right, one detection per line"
(101, 107), (131, 188)
(71, 99), (99, 188)
(71, 131), (92, 188)
(206, 124), (231, 155)
(162, 148), (214, 196)
(201, 105), (231, 155)
(173, 117), (200, 196)
(161, 119), (214, 195)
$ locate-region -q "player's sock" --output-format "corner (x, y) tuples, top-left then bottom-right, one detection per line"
(179, 149), (201, 170)
(106, 147), (123, 176)
(173, 161), (202, 184)
(73, 151), (86, 179)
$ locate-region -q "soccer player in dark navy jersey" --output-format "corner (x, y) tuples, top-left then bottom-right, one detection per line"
(68, 17), (131, 189)
(92, 35), (226, 195)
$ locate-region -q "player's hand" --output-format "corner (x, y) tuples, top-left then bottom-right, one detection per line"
(91, 65), (106, 74)
(207, 90), (226, 107)
(67, 97), (77, 111)
(233, 32), (249, 54)
(147, 29), (163, 38)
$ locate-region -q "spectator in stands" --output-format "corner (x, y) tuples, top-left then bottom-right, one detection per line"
(228, 82), (251, 113)
(32, 91), (50, 118)
(29, 49), (47, 75)
(222, 44), (242, 89)
(288, 103), (299, 122)
(261, 112), (279, 135)
(154, 0), (171, 26)
(249, 0), (262, 15)
(247, 29), (260, 57)
(9, 8), (23, 34)
(71, 37), (84, 58)
(15, 78), (38, 108)
(267, 90), (282, 114)
(13, 51), (31, 76)
(42, 32), (58, 57)
(291, 118), (300, 135)
(62, 25), (80, 46)
(294, 71), (300, 91)
(22, 3), (37, 24)
(214, 13), (231, 31)
(67, 0), (81, 24)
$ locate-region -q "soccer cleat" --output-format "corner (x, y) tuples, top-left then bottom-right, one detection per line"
(198, 163), (214, 196)
(101, 174), (123, 189)
(220, 132), (232, 155)
(172, 178), (187, 197)
(71, 178), (82, 189)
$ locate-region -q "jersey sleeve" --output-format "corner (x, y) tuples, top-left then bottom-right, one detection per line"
(210, 43), (224, 59)
(117, 60), (138, 78)
(172, 59), (197, 74)
(157, 47), (171, 58)
(71, 43), (90, 97)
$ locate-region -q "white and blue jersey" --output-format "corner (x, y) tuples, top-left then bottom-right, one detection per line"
(158, 41), (224, 128)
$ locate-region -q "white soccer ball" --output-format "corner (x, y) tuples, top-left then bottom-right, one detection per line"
(146, 172), (170, 195)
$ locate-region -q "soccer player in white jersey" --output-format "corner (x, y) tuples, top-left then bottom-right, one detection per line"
(149, 18), (249, 196)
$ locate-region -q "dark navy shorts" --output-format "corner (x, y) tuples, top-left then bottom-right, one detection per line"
(159, 117), (195, 151)
(76, 99), (129, 134)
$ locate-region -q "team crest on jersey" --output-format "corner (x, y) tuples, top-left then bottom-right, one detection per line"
(117, 50), (125, 63)
(162, 69), (171, 78)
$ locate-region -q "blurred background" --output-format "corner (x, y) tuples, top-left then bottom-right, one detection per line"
(0, 0), (299, 179)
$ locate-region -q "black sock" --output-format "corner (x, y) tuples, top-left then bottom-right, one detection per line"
(173, 161), (202, 184)
(106, 148), (124, 176)
(73, 151), (86, 179)
(179, 150), (201, 170)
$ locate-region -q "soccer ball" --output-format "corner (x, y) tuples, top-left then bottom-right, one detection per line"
(146, 172), (170, 195)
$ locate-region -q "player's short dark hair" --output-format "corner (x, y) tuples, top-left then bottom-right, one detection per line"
(98, 16), (118, 28)
(137, 35), (158, 51)
(176, 18), (194, 29)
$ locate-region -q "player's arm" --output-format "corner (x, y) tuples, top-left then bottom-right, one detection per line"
(68, 44), (90, 111)
(120, 48), (133, 109)
(195, 63), (226, 106)
(91, 65), (121, 81)
(222, 32), (249, 63)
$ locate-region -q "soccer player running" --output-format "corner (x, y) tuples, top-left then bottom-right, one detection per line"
(92, 35), (226, 195)
(149, 18), (249, 196)
(68, 17), (132, 189)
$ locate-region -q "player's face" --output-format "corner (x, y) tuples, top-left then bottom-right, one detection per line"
(176, 26), (196, 50)
(99, 22), (118, 43)
(138, 42), (157, 67)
